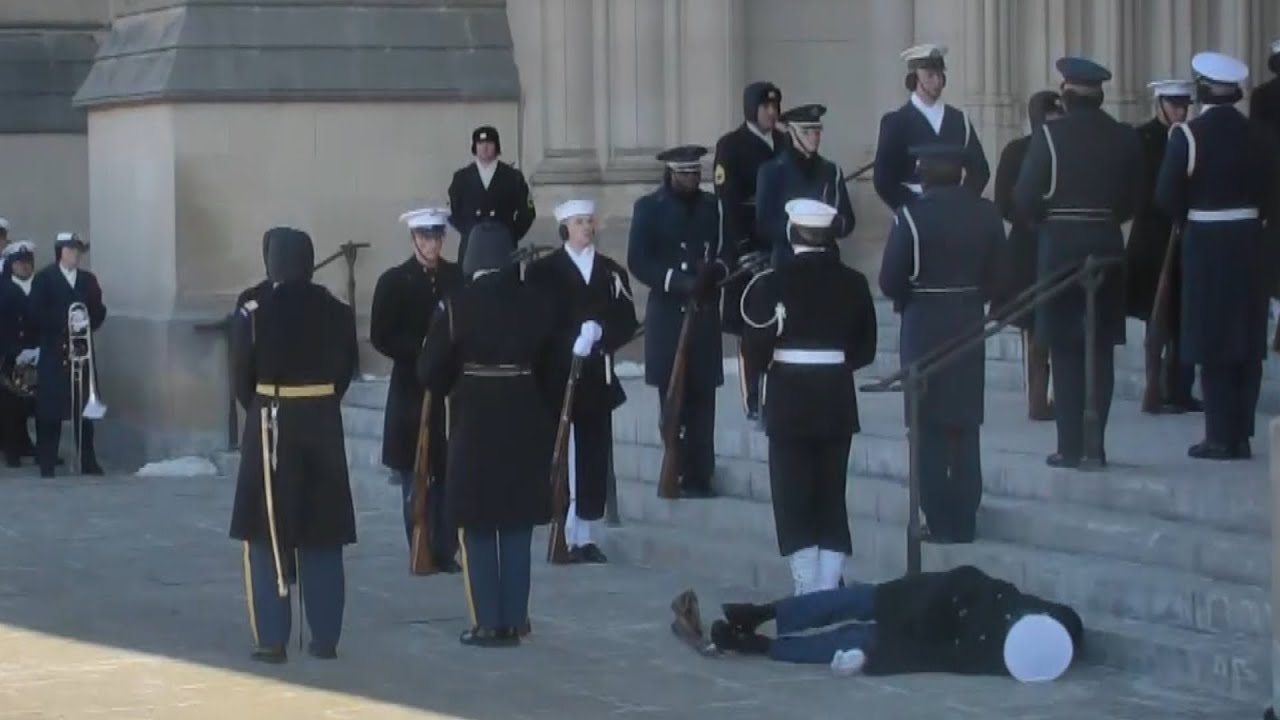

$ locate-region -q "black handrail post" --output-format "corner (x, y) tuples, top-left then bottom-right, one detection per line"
(1079, 255), (1105, 470)
(905, 364), (923, 575)
(342, 241), (362, 381)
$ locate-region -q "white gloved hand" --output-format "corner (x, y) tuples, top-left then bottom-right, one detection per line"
(580, 320), (603, 345)
(15, 348), (38, 366)
(572, 333), (593, 357)
(830, 649), (866, 676)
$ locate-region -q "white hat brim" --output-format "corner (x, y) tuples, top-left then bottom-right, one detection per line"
(1004, 615), (1073, 683)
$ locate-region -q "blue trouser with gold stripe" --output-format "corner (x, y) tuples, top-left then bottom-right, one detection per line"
(243, 542), (345, 652)
(458, 526), (532, 630)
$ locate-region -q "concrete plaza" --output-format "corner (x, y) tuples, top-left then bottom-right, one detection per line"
(0, 465), (1261, 719)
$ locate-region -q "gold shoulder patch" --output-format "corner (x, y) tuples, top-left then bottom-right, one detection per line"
(714, 163), (726, 186)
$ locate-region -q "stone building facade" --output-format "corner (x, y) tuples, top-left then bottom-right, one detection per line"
(2, 0), (1280, 459)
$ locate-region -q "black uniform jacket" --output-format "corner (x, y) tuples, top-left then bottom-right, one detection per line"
(229, 282), (359, 549)
(993, 134), (1038, 332)
(1013, 106), (1143, 348)
(1124, 118), (1179, 320)
(370, 257), (463, 472)
(29, 264), (106, 422)
(880, 185), (1007, 427)
(756, 148), (855, 265)
(448, 161), (535, 261)
(0, 277), (35, 371)
(627, 184), (726, 391)
(741, 248), (877, 438)
(714, 123), (789, 334)
(865, 565), (1084, 677)
(1154, 106), (1279, 364)
(418, 272), (558, 531)
(525, 246), (639, 418)
(873, 101), (990, 211)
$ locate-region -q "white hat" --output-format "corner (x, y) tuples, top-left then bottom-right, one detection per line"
(554, 199), (595, 224)
(1147, 79), (1194, 98)
(398, 207), (449, 231)
(0, 218), (9, 231)
(1003, 614), (1074, 683)
(1, 240), (34, 258)
(785, 198), (838, 229)
(1192, 52), (1249, 85)
(901, 44), (947, 63)
(1270, 38), (1280, 56)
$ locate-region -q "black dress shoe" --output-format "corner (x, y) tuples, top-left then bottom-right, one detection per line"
(579, 544), (608, 564)
(1046, 453), (1081, 469)
(5, 455), (21, 468)
(460, 626), (518, 648)
(517, 619), (532, 638)
(251, 646), (287, 664)
(80, 460), (104, 476)
(564, 547), (586, 564)
(39, 467), (54, 479)
(709, 620), (770, 655)
(1188, 441), (1235, 460)
(307, 643), (337, 660)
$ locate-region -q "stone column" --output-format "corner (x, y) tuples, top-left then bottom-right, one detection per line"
(0, 0), (107, 259)
(869, 0), (914, 127)
(963, 0), (1018, 177)
(74, 0), (521, 462)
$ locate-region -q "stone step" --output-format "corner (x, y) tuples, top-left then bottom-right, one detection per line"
(611, 477), (1270, 640)
(613, 443), (1271, 588)
(596, 521), (1269, 704)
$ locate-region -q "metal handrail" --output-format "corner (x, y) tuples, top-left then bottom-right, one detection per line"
(862, 254), (1123, 575)
(194, 241), (371, 451)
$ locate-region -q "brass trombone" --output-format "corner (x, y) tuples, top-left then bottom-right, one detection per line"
(68, 301), (106, 473)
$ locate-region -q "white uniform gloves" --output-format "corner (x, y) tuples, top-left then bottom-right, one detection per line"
(572, 320), (603, 357)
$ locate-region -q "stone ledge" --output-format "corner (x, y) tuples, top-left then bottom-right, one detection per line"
(73, 0), (519, 109)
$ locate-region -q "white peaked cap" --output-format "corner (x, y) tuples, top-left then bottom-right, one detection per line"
(1271, 38), (1280, 56)
(398, 207), (449, 230)
(2, 240), (34, 257)
(0, 218), (9, 231)
(1148, 79), (1194, 98)
(56, 232), (76, 243)
(901, 43), (947, 62)
(554, 199), (595, 224)
(1003, 614), (1074, 683)
(785, 198), (838, 229)
(1192, 52), (1249, 85)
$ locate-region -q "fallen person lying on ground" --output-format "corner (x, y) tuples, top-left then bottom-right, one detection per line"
(708, 565), (1084, 682)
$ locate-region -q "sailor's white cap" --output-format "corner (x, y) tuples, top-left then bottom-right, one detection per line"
(901, 44), (948, 64)
(785, 198), (838, 229)
(1192, 52), (1249, 85)
(398, 207), (449, 231)
(1, 240), (34, 257)
(554, 199), (595, 224)
(1148, 79), (1195, 98)
(0, 218), (9, 232)
(1003, 614), (1074, 683)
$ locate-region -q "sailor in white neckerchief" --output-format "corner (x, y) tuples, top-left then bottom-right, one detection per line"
(525, 199), (639, 564)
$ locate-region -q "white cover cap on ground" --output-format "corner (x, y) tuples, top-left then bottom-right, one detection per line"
(785, 198), (838, 229)
(1003, 614), (1073, 683)
(555, 199), (595, 224)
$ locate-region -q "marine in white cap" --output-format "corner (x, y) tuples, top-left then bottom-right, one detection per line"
(524, 198), (638, 564)
(708, 564), (1083, 684)
(1125, 79), (1201, 416)
(626, 144), (728, 499)
(1012, 55), (1144, 470)
(738, 197), (876, 594)
(872, 43), (990, 212)
(28, 228), (106, 477)
(879, 144), (1007, 543)
(0, 238), (38, 465)
(1154, 51), (1278, 462)
(369, 206), (464, 571)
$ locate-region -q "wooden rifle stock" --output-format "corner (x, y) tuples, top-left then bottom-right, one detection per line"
(1142, 225), (1181, 413)
(409, 389), (439, 575)
(657, 300), (697, 499)
(547, 355), (584, 563)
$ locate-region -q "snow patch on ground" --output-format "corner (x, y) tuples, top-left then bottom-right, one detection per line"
(135, 456), (220, 478)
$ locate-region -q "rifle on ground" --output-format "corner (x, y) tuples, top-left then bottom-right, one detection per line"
(657, 253), (770, 499)
(547, 354), (585, 562)
(409, 389), (440, 575)
(1142, 225), (1181, 413)
(843, 160), (875, 185)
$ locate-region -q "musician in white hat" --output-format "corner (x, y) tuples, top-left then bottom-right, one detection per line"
(370, 207), (464, 570)
(525, 199), (638, 564)
(0, 218), (10, 254)
(29, 232), (105, 477)
(709, 564), (1082, 683)
(1155, 52), (1278, 461)
(1126, 79), (1201, 415)
(740, 198), (876, 594)
(872, 43), (990, 212)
